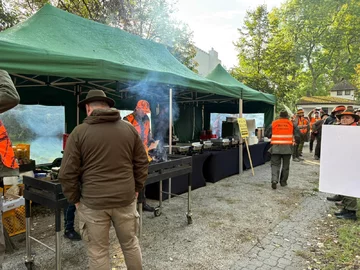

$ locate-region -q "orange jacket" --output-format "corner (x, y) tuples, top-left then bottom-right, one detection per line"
(124, 113), (151, 147)
(310, 117), (320, 129)
(0, 121), (19, 169)
(271, 119), (294, 145)
(297, 117), (309, 134)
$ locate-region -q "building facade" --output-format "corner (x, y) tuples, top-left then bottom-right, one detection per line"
(296, 96), (358, 115)
(194, 47), (221, 77)
(329, 80), (357, 100)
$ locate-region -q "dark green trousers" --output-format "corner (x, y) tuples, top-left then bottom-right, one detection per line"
(343, 196), (358, 211)
(298, 133), (307, 155)
(271, 154), (291, 185)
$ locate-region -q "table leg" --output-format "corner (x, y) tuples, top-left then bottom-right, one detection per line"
(186, 173), (192, 224)
(55, 208), (61, 270)
(25, 198), (34, 269)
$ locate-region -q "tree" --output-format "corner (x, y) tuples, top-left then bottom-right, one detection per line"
(233, 0), (360, 109)
(5, 0), (198, 71)
(232, 5), (271, 93)
(0, 0), (18, 31)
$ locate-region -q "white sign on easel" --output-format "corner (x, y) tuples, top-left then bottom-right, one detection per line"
(319, 125), (360, 198)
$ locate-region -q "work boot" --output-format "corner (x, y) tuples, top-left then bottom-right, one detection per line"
(336, 210), (357, 221)
(143, 203), (155, 212)
(314, 155), (320, 160)
(327, 195), (343, 202)
(334, 209), (348, 216)
(298, 156), (304, 160)
(293, 158), (300, 162)
(64, 230), (81, 241)
(280, 181), (287, 187)
(271, 182), (277, 190)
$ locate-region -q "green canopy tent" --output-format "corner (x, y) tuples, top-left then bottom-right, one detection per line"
(175, 64), (276, 143)
(0, 4), (244, 132)
(205, 64), (275, 126)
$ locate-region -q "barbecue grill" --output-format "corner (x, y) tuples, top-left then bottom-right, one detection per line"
(23, 176), (68, 270)
(138, 154), (193, 235)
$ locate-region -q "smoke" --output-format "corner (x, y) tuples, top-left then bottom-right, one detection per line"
(126, 75), (180, 148)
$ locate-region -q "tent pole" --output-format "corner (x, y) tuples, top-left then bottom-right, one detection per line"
(168, 88), (173, 202)
(273, 104), (276, 120)
(202, 105), (204, 131)
(76, 85), (80, 125)
(239, 98), (243, 174)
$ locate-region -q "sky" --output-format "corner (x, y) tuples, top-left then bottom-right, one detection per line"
(175, 0), (284, 69)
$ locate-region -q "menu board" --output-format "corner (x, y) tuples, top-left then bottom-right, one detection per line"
(237, 118), (249, 138)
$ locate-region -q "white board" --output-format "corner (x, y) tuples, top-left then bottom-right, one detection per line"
(319, 125), (360, 197)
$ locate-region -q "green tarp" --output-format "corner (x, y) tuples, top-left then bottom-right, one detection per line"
(206, 64), (276, 105)
(0, 4), (242, 98)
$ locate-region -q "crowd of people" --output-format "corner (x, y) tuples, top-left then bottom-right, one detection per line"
(268, 105), (359, 221)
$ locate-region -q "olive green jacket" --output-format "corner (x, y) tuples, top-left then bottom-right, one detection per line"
(0, 70), (20, 177)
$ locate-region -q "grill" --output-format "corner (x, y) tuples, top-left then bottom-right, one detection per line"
(21, 155), (193, 268)
(23, 176), (68, 270)
(138, 154), (193, 235)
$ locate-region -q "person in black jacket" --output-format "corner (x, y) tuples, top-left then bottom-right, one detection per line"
(324, 105), (345, 125)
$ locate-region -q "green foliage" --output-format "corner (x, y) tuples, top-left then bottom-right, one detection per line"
(0, 0), (18, 31)
(233, 0), (360, 107)
(4, 0), (197, 71)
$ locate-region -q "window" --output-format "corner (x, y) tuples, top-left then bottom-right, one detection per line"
(345, 90), (351, 95)
(337, 90), (343, 96)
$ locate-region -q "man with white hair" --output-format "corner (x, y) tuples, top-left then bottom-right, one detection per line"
(59, 89), (148, 270)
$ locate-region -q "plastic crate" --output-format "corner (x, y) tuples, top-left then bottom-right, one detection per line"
(3, 205), (26, 236)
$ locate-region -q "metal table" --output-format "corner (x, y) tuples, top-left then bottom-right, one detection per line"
(23, 176), (68, 270)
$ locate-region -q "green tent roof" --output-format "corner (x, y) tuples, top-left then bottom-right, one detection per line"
(206, 64), (276, 105)
(0, 4), (242, 98)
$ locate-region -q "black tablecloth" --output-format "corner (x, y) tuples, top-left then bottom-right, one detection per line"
(203, 148), (240, 183)
(146, 153), (211, 200)
(243, 142), (271, 170)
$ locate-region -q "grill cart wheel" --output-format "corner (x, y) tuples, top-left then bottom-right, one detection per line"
(154, 207), (162, 217)
(25, 261), (34, 270)
(187, 214), (193, 224)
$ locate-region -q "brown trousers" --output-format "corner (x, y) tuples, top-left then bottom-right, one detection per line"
(78, 200), (142, 270)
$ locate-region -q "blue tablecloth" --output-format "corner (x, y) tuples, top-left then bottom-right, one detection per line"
(243, 142), (271, 169)
(146, 152), (211, 200)
(203, 142), (271, 183)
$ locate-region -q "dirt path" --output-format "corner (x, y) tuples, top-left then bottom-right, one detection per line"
(3, 147), (329, 270)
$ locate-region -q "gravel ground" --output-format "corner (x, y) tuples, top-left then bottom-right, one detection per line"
(3, 145), (331, 270)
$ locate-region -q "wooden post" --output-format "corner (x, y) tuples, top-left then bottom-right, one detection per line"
(237, 117), (255, 176)
(244, 139), (255, 176)
(239, 99), (243, 174)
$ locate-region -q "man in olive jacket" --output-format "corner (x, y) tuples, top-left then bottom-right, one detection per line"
(59, 90), (148, 270)
(0, 70), (20, 266)
(266, 111), (298, 189)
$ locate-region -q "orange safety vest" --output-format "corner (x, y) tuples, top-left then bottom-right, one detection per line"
(271, 119), (294, 145)
(0, 120), (19, 169)
(124, 113), (152, 161)
(124, 113), (151, 147)
(310, 117), (319, 129)
(297, 117), (309, 134)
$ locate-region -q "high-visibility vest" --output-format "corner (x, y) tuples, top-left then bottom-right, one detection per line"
(123, 113), (152, 162)
(271, 119), (294, 145)
(297, 117), (309, 134)
(0, 121), (19, 169)
(310, 117), (320, 129)
(123, 113), (150, 147)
